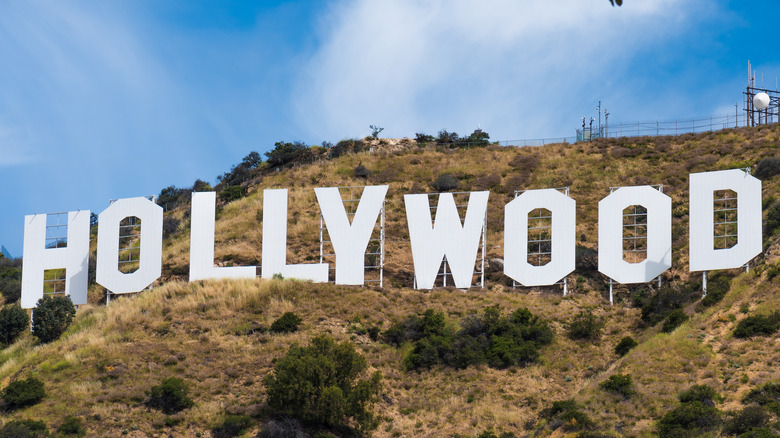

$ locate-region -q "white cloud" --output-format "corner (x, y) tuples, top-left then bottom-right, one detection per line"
(293, 0), (707, 142)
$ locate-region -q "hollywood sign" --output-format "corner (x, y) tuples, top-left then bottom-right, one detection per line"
(20, 169), (762, 309)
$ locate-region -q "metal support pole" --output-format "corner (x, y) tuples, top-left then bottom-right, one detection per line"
(702, 271), (707, 297)
(481, 215), (486, 289)
(609, 279), (614, 306)
(379, 202), (385, 288)
(319, 215), (324, 264)
(443, 259), (447, 288)
(658, 275), (662, 288)
(29, 309), (33, 332)
(563, 278), (568, 296)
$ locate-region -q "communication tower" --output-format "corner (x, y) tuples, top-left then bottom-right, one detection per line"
(745, 61), (779, 126)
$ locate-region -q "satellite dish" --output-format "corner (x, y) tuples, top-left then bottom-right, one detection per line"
(754, 92), (770, 110)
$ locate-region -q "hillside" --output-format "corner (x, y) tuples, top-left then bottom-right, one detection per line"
(2, 126), (780, 437)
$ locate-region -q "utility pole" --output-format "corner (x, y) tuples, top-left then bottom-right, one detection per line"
(604, 108), (609, 138)
(597, 100), (602, 136)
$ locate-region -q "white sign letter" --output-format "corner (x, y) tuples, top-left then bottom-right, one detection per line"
(190, 192), (256, 281)
(261, 189), (328, 282)
(97, 198), (162, 294)
(315, 185), (388, 285)
(689, 169), (762, 271)
(598, 186), (672, 284)
(21, 211), (90, 308)
(504, 189), (575, 286)
(405, 191), (489, 289)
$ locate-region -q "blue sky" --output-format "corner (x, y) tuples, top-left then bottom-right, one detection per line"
(2, 0), (780, 256)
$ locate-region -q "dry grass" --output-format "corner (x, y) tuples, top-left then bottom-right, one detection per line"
(5, 126), (780, 436)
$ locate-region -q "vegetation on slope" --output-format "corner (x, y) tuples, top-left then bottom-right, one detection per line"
(2, 125), (780, 436)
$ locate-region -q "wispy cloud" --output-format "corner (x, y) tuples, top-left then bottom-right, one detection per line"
(293, 0), (709, 141)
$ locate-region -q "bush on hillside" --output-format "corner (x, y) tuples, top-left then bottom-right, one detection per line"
(162, 217), (180, 239)
(432, 173), (459, 192)
(270, 312), (302, 334)
(2, 378), (45, 410)
(662, 309), (689, 333)
(192, 179), (212, 192)
(765, 201), (780, 236)
(212, 415), (253, 438)
(32, 295), (76, 343)
(218, 185), (245, 203)
(145, 377), (195, 414)
(0, 256), (22, 303)
(354, 163), (371, 179)
(415, 133), (435, 144)
(540, 400), (592, 432)
(701, 273), (732, 307)
(600, 374), (634, 398)
(733, 312), (780, 338)
(640, 286), (688, 326)
(0, 419), (47, 438)
(754, 157), (780, 180)
(389, 306), (553, 371)
(329, 139), (366, 158)
(722, 406), (770, 436)
(266, 141), (313, 167)
(264, 335), (382, 434)
(657, 401), (721, 438)
(0, 304), (28, 345)
(57, 415), (86, 436)
(679, 384), (720, 405)
(567, 310), (603, 341)
(614, 336), (638, 357)
(157, 185), (189, 209)
(743, 383), (780, 415)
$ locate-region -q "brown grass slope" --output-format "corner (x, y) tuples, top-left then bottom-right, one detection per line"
(2, 126), (780, 437)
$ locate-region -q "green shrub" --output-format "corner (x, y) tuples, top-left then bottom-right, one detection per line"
(367, 326), (380, 341)
(765, 201), (780, 236)
(614, 336), (638, 356)
(145, 377), (195, 414)
(641, 287), (687, 326)
(270, 312), (302, 334)
(733, 312), (780, 338)
(2, 377), (45, 409)
(211, 415), (253, 438)
(415, 133), (435, 144)
(218, 185), (245, 203)
(723, 406), (769, 436)
(266, 141), (313, 167)
(701, 274), (731, 307)
(265, 335), (382, 434)
(432, 173), (459, 192)
(567, 310), (603, 341)
(395, 306), (552, 371)
(354, 164), (371, 179)
(0, 256), (22, 303)
(743, 383), (780, 415)
(32, 295), (76, 343)
(679, 384), (720, 404)
(540, 400), (592, 432)
(0, 419), (47, 438)
(662, 309), (689, 333)
(0, 304), (28, 345)
(192, 179), (212, 192)
(599, 374), (633, 398)
(57, 415), (86, 436)
(754, 157), (780, 180)
(657, 401), (720, 437)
